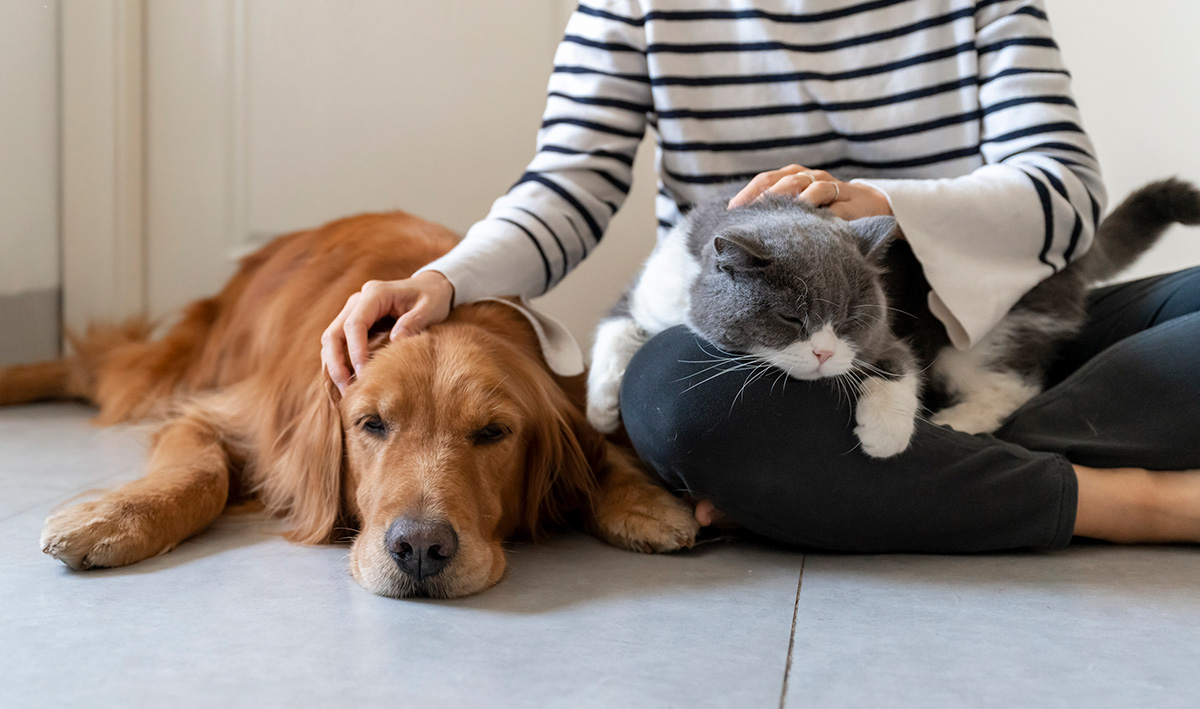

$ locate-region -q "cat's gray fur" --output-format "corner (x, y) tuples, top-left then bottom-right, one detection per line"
(587, 178), (1200, 457)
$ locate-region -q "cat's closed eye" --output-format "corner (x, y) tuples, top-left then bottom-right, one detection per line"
(775, 311), (807, 330)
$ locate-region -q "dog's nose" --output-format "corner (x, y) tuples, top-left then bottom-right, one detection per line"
(384, 517), (458, 581)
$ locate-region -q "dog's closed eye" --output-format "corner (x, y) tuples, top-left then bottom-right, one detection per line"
(358, 414), (388, 437)
(472, 423), (508, 446)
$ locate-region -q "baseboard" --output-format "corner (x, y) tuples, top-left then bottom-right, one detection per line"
(0, 288), (61, 366)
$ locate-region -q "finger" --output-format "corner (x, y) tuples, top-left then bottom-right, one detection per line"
(763, 172), (820, 199)
(321, 341), (353, 394)
(728, 165), (800, 209)
(794, 180), (842, 207)
(391, 299), (431, 339)
(321, 295), (360, 392)
(343, 290), (397, 377)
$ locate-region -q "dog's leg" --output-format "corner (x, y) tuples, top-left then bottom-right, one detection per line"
(40, 413), (233, 569)
(587, 442), (699, 553)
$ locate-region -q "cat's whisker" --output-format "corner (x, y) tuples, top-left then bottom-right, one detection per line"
(676, 355), (757, 365)
(677, 362), (758, 389)
(852, 360), (901, 379)
(674, 355), (758, 377)
(856, 303), (916, 319)
(729, 362), (773, 412)
(770, 369), (789, 395)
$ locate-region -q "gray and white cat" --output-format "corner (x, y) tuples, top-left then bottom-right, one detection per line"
(587, 179), (1200, 458)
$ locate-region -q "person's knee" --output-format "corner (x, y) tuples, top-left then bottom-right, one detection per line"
(619, 327), (714, 492)
(619, 326), (858, 501)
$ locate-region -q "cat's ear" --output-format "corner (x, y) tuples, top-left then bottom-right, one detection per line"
(713, 233), (771, 273)
(850, 216), (899, 262)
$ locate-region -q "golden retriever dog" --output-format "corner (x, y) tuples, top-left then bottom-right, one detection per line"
(0, 211), (698, 598)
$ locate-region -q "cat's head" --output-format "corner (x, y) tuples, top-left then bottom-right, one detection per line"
(685, 196), (898, 380)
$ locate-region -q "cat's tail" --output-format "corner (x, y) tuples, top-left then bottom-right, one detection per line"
(1073, 177), (1200, 283)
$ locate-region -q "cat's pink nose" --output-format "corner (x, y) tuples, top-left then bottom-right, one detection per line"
(813, 349), (834, 365)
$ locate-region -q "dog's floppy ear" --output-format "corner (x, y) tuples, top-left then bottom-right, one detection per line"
(257, 370), (346, 544)
(521, 376), (603, 537)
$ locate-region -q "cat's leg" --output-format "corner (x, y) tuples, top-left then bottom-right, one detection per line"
(853, 343), (922, 459)
(587, 316), (649, 433)
(930, 320), (1045, 434)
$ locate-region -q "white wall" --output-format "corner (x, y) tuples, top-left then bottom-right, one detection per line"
(0, 0), (60, 297)
(0, 0), (60, 365)
(1050, 0), (1200, 282)
(131, 0), (1200, 354)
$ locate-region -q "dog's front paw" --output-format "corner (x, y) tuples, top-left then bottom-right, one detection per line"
(40, 496), (164, 570)
(592, 478), (699, 553)
(854, 375), (919, 459)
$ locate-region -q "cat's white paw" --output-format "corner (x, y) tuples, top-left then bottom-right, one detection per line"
(587, 317), (646, 434)
(587, 394), (622, 434)
(931, 403), (1008, 434)
(854, 375), (919, 459)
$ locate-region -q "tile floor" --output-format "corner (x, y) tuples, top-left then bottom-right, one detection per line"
(2, 403), (1198, 708)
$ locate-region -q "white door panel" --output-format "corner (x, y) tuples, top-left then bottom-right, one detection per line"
(97, 0), (1198, 349)
(142, 0), (654, 348)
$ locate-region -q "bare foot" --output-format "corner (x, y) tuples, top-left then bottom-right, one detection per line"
(694, 499), (723, 527)
(694, 499), (744, 532)
(1075, 465), (1200, 543)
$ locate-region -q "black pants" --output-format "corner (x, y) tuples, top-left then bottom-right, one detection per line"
(620, 267), (1200, 553)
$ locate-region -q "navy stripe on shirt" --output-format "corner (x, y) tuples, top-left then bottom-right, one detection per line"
(647, 41), (976, 86)
(512, 172), (604, 242)
(653, 101), (1075, 154)
(575, 0), (915, 27)
(539, 144), (635, 167)
(547, 91), (652, 115)
(662, 144), (983, 184)
(640, 8), (973, 55)
(496, 217), (553, 292)
(541, 117), (643, 139)
(514, 207), (573, 278)
(1024, 173), (1059, 272)
(657, 77), (976, 120)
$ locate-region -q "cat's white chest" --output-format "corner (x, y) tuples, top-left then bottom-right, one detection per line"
(629, 227), (700, 335)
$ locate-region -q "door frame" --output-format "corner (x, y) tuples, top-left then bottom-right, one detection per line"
(60, 0), (146, 334)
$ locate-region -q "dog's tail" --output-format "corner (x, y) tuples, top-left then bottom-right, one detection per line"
(0, 320), (154, 408)
(1074, 177), (1200, 283)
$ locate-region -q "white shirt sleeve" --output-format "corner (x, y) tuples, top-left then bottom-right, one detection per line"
(859, 0), (1106, 348)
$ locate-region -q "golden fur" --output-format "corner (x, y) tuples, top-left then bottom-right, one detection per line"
(0, 211), (698, 597)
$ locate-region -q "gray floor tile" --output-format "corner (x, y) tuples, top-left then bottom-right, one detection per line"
(0, 404), (802, 709)
(0, 403), (147, 521)
(786, 551), (1200, 709)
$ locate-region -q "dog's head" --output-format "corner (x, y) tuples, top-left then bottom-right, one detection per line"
(265, 302), (601, 598)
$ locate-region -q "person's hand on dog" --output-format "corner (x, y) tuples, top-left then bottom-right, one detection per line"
(321, 270), (455, 393)
(727, 164), (894, 221)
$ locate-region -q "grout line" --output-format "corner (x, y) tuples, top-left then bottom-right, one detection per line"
(778, 554), (806, 709)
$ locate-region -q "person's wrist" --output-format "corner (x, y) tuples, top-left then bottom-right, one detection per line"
(415, 269), (455, 306)
(857, 182), (893, 217)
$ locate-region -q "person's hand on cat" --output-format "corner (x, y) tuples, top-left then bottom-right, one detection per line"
(728, 164), (894, 221)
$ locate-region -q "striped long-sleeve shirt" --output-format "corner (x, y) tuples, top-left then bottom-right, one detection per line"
(417, 0), (1106, 349)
